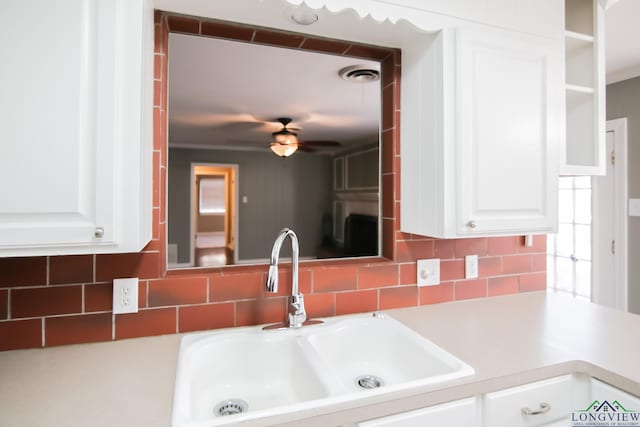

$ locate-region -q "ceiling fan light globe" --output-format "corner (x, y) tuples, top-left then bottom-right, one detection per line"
(273, 133), (298, 145)
(270, 142), (298, 157)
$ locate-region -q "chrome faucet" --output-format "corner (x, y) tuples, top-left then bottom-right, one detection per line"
(265, 228), (307, 328)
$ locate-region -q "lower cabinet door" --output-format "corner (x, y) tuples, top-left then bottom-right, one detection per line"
(357, 397), (478, 427)
(483, 375), (575, 427)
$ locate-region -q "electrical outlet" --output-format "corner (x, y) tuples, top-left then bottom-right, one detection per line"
(465, 255), (479, 279)
(113, 278), (139, 314)
(417, 258), (440, 287)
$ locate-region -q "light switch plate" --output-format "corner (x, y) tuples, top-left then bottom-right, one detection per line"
(465, 255), (478, 279)
(113, 278), (139, 314)
(417, 258), (440, 287)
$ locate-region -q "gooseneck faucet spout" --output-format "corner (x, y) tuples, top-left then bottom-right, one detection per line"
(265, 228), (306, 328)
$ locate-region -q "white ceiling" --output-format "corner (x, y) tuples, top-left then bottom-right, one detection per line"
(606, 0), (640, 84)
(168, 33), (381, 153)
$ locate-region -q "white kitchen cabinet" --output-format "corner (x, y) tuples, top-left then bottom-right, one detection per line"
(561, 0), (606, 175)
(401, 24), (562, 238)
(0, 0), (154, 257)
(357, 397), (478, 427)
(483, 375), (584, 427)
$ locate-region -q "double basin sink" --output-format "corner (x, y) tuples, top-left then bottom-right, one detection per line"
(172, 312), (474, 426)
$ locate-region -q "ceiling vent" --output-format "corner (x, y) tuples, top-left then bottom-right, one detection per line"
(338, 65), (380, 82)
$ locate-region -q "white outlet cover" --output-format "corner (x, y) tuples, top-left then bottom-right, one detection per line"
(465, 255), (479, 279)
(113, 278), (139, 314)
(629, 199), (640, 216)
(417, 259), (440, 287)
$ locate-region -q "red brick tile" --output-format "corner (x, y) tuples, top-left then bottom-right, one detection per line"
(154, 54), (163, 81)
(394, 155), (401, 201)
(519, 272), (546, 292)
(154, 23), (165, 54)
(518, 235), (547, 253)
(381, 55), (395, 88)
(152, 151), (160, 207)
(434, 240), (455, 259)
(167, 16), (200, 34)
(115, 308), (176, 340)
(12, 286), (82, 318)
(533, 254), (546, 271)
(382, 218), (394, 260)
(253, 30), (304, 48)
(0, 257), (47, 287)
(45, 313), (112, 346)
(396, 240), (434, 263)
(380, 286), (418, 310)
(488, 276), (519, 296)
(95, 252), (160, 281)
(382, 174), (394, 218)
(300, 38), (350, 54)
(260, 269), (311, 297)
(440, 260), (465, 281)
(344, 44), (392, 61)
(455, 279), (487, 300)
(154, 10), (161, 24)
(201, 21), (254, 41)
(382, 84), (395, 131)
(236, 297), (286, 327)
(399, 263), (417, 285)
(314, 266), (358, 292)
(359, 264), (398, 289)
(85, 283), (112, 312)
(382, 130), (394, 174)
(148, 277), (207, 307)
(304, 293), (335, 318)
(0, 319), (42, 351)
(479, 257), (502, 277)
(209, 272), (262, 301)
(0, 290), (7, 319)
(160, 166), (167, 223)
(335, 290), (377, 315)
(420, 282), (454, 305)
(153, 79), (162, 107)
(153, 108), (162, 150)
(49, 255), (93, 285)
(487, 236), (519, 255)
(503, 255), (533, 274)
(455, 238), (488, 257)
(178, 303), (234, 333)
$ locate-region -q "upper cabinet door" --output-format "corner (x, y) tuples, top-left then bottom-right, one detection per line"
(0, 0), (153, 257)
(456, 26), (562, 235)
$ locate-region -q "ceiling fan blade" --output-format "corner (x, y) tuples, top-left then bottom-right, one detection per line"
(297, 145), (316, 152)
(299, 140), (341, 146)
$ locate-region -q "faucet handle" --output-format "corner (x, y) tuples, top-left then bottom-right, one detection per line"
(288, 293), (307, 328)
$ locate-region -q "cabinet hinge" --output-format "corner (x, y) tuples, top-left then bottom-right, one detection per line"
(612, 239), (616, 255)
(611, 150), (616, 166)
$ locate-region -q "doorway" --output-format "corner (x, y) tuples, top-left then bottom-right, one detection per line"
(592, 118), (628, 311)
(190, 163), (238, 267)
(547, 118), (628, 311)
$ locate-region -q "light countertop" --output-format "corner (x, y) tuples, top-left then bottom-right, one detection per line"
(1, 292), (639, 426)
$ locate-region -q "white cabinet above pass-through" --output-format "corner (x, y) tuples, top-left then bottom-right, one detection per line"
(401, 24), (562, 238)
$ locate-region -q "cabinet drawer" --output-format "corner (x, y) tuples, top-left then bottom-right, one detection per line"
(358, 397), (478, 427)
(484, 375), (574, 427)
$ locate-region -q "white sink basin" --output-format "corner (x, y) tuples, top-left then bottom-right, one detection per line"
(172, 313), (474, 426)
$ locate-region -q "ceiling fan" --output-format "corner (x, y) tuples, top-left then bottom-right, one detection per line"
(269, 117), (340, 157)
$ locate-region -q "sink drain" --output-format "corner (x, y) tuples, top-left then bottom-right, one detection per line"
(214, 399), (248, 417)
(355, 375), (384, 390)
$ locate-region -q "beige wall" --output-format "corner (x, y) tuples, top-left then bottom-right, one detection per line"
(606, 75), (640, 314)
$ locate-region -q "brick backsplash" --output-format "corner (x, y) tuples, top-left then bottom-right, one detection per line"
(0, 12), (547, 352)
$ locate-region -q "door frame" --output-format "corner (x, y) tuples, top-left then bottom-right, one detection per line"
(189, 162), (239, 266)
(592, 118), (628, 311)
